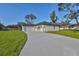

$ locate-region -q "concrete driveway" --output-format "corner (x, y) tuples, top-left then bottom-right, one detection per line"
(20, 31), (79, 56)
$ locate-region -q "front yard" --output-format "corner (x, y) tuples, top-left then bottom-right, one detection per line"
(47, 30), (79, 39)
(0, 30), (27, 56)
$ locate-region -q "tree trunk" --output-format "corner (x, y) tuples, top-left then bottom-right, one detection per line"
(75, 18), (79, 30)
(54, 25), (55, 31)
(29, 17), (32, 24)
(75, 18), (79, 25)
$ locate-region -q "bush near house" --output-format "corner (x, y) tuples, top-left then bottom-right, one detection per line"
(0, 23), (5, 31)
(0, 24), (18, 31)
(0, 30), (27, 56)
(47, 30), (79, 39)
(6, 25), (19, 30)
(17, 22), (27, 30)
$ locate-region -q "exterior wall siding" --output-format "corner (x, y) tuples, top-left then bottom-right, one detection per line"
(22, 25), (59, 32)
(22, 26), (34, 32)
(45, 25), (59, 31)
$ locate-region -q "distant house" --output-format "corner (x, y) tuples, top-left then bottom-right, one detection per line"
(58, 22), (70, 30)
(70, 24), (79, 30)
(22, 21), (60, 32)
(59, 25), (70, 30)
(59, 24), (79, 30)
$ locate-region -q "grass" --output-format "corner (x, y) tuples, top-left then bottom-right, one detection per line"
(0, 30), (27, 56)
(47, 30), (79, 39)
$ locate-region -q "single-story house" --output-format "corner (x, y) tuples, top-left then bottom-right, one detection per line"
(59, 25), (70, 30)
(22, 21), (60, 32)
(59, 24), (79, 30)
(70, 24), (79, 30)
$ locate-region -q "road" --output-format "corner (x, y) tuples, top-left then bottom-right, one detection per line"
(20, 31), (79, 56)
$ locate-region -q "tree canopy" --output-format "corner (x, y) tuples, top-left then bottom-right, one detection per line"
(25, 14), (37, 24)
(58, 3), (79, 24)
(50, 11), (58, 24)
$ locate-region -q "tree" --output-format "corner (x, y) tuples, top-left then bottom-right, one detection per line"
(50, 11), (58, 30)
(6, 25), (18, 30)
(25, 14), (37, 24)
(58, 3), (71, 11)
(17, 22), (27, 30)
(58, 3), (79, 25)
(64, 10), (79, 25)
(0, 23), (5, 30)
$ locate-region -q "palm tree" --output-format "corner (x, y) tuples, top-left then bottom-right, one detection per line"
(25, 14), (37, 24)
(50, 11), (58, 30)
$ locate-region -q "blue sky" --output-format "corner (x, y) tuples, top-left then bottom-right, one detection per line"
(0, 3), (78, 25)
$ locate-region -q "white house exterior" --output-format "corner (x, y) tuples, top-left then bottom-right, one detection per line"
(22, 25), (60, 32)
(22, 26), (34, 32)
(70, 25), (79, 30)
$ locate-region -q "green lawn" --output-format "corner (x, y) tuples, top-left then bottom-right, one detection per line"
(47, 30), (79, 39)
(0, 30), (27, 56)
